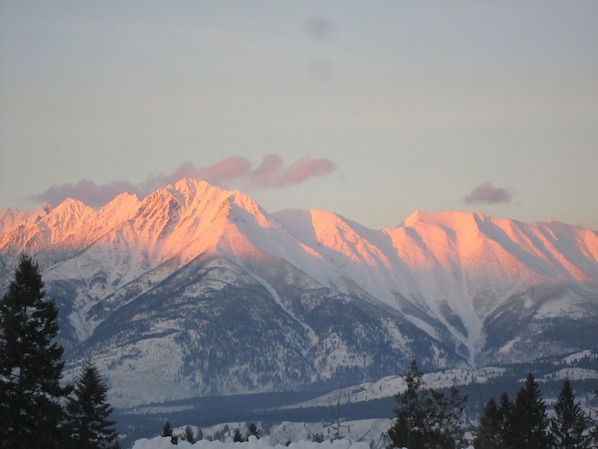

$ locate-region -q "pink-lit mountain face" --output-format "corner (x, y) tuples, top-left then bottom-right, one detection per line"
(1, 178), (597, 405)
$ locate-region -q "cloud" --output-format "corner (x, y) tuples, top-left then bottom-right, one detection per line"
(141, 157), (252, 193)
(247, 155), (336, 189)
(463, 182), (513, 205)
(29, 155), (336, 208)
(29, 179), (141, 209)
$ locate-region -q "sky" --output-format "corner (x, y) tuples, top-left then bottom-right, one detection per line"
(1, 1), (597, 230)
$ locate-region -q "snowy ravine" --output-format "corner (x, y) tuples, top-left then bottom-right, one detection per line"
(1, 178), (598, 406)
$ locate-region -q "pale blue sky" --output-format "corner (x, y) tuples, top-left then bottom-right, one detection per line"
(1, 1), (597, 230)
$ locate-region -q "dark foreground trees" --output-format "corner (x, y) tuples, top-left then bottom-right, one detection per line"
(475, 375), (596, 449)
(66, 359), (119, 449)
(550, 378), (592, 449)
(473, 392), (512, 449)
(507, 372), (552, 449)
(0, 255), (70, 449)
(388, 361), (598, 449)
(387, 360), (430, 449)
(184, 425), (197, 444)
(0, 255), (118, 449)
(475, 373), (552, 449)
(387, 360), (468, 449)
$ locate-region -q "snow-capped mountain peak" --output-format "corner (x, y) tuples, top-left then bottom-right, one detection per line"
(1, 179), (597, 406)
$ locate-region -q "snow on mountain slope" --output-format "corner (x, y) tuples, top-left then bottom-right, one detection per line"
(279, 366), (511, 410)
(1, 178), (597, 404)
(271, 208), (598, 365)
(2, 179), (597, 340)
(0, 207), (34, 235)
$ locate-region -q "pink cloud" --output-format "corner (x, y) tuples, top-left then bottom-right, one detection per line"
(29, 179), (141, 208)
(288, 157), (336, 184)
(142, 157), (252, 193)
(28, 154), (336, 208)
(464, 182), (513, 205)
(247, 155), (335, 189)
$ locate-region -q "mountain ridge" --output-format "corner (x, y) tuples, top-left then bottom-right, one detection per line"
(1, 178), (597, 405)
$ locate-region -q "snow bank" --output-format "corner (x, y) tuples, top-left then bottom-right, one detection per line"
(132, 436), (371, 449)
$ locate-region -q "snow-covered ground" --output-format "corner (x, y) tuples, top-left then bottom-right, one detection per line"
(280, 367), (509, 409)
(131, 436), (476, 449)
(132, 436), (371, 449)
(128, 418), (483, 449)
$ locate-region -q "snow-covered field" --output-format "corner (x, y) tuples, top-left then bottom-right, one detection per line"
(132, 436), (371, 449)
(129, 418), (480, 449)
(131, 436), (477, 449)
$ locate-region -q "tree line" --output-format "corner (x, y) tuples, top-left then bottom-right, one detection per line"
(387, 360), (598, 449)
(0, 255), (119, 449)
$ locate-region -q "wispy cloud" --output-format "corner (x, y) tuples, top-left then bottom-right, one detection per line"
(463, 182), (513, 205)
(141, 157), (252, 194)
(28, 155), (336, 208)
(29, 179), (140, 209)
(247, 155), (336, 189)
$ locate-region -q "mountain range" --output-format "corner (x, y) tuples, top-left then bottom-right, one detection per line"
(1, 178), (597, 407)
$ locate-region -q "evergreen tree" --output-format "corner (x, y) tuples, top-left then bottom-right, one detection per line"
(66, 359), (118, 449)
(162, 421), (178, 444)
(496, 392), (514, 447)
(247, 422), (260, 439)
(388, 360), (429, 449)
(0, 255), (70, 449)
(474, 397), (502, 449)
(506, 372), (551, 449)
(550, 378), (591, 449)
(311, 432), (325, 443)
(233, 428), (245, 442)
(591, 388), (598, 447)
(429, 386), (468, 449)
(387, 360), (468, 449)
(474, 393), (513, 449)
(162, 421), (173, 438)
(183, 425), (196, 444)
